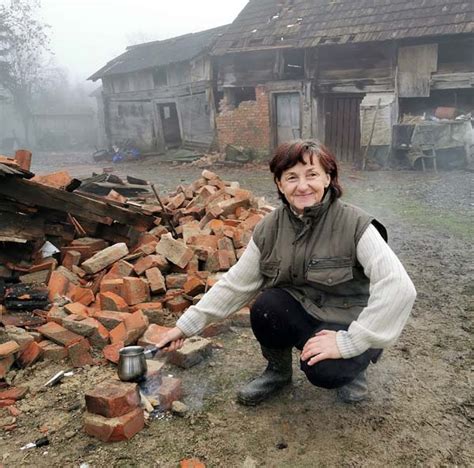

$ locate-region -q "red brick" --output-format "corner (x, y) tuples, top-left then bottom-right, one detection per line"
(144, 268), (166, 294)
(92, 310), (129, 331)
(0, 387), (27, 401)
(0, 341), (20, 359)
(84, 407), (144, 442)
(0, 399), (15, 407)
(67, 285), (95, 306)
(62, 316), (109, 349)
(158, 376), (182, 410)
(48, 270), (70, 301)
(107, 260), (134, 278)
(0, 355), (14, 379)
(17, 341), (42, 368)
(62, 250), (81, 270)
(109, 322), (127, 345)
(64, 302), (91, 317)
(102, 341), (124, 364)
(165, 273), (188, 290)
(122, 277), (150, 306)
(231, 307), (251, 327)
(155, 234), (194, 269)
(123, 310), (149, 345)
(81, 243), (129, 274)
(98, 291), (129, 312)
(68, 338), (94, 367)
(38, 340), (68, 361)
(85, 381), (140, 418)
(232, 229), (252, 249)
(137, 324), (172, 347)
(99, 278), (124, 296)
(167, 337), (212, 369)
(180, 459), (206, 468)
(165, 295), (191, 314)
(240, 213), (264, 231)
(133, 254), (167, 276)
(183, 276), (206, 296)
(37, 321), (83, 347)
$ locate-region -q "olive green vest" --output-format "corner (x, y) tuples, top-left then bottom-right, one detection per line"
(252, 191), (387, 325)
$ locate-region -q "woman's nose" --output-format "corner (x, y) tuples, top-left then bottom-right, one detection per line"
(296, 178), (309, 190)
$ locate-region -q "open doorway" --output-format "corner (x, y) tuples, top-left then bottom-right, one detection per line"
(157, 103), (181, 147)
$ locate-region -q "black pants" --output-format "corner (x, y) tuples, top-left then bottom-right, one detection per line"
(250, 288), (381, 389)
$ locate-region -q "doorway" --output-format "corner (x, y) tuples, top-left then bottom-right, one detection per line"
(157, 103), (181, 147)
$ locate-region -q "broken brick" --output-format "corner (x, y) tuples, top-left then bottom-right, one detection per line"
(81, 243), (129, 274)
(68, 338), (94, 367)
(0, 387), (27, 401)
(123, 310), (149, 345)
(67, 285), (95, 306)
(165, 295), (191, 314)
(137, 324), (172, 347)
(99, 278), (124, 296)
(38, 340), (68, 361)
(107, 260), (134, 278)
(165, 273), (188, 290)
(158, 376), (182, 410)
(167, 337), (212, 368)
(84, 407), (144, 442)
(17, 341), (42, 368)
(37, 322), (83, 347)
(155, 234), (194, 268)
(144, 268), (166, 294)
(48, 270), (70, 301)
(98, 292), (129, 312)
(0, 355), (14, 379)
(103, 341), (124, 364)
(64, 302), (90, 317)
(92, 310), (129, 331)
(0, 341), (20, 359)
(122, 277), (150, 306)
(183, 276), (206, 296)
(62, 250), (82, 270)
(85, 381), (140, 418)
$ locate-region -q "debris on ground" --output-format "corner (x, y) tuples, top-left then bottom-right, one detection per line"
(0, 150), (273, 443)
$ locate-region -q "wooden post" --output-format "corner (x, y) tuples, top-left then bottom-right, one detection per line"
(362, 98), (381, 171)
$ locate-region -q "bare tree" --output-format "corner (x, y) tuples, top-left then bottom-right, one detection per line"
(0, 0), (50, 144)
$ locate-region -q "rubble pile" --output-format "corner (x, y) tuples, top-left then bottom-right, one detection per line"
(0, 152), (274, 436)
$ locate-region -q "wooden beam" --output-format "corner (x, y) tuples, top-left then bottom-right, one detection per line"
(0, 178), (156, 230)
(0, 212), (45, 242)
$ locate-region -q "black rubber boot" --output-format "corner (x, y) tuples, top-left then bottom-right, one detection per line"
(237, 346), (292, 406)
(336, 370), (368, 403)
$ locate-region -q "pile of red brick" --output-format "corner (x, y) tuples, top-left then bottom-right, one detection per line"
(0, 169), (273, 384)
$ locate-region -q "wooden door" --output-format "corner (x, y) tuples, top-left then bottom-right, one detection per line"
(276, 93), (301, 145)
(325, 96), (362, 163)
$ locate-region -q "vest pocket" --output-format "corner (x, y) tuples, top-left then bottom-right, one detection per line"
(260, 260), (280, 287)
(306, 257), (353, 286)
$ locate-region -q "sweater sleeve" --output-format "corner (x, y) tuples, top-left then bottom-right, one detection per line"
(336, 223), (417, 359)
(176, 238), (264, 336)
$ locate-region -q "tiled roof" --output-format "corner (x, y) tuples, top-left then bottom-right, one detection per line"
(213, 0), (474, 54)
(89, 25), (228, 81)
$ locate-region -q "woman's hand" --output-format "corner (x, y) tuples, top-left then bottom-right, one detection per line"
(301, 330), (342, 365)
(155, 326), (186, 352)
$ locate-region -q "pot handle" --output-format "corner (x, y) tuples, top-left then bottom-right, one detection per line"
(143, 341), (172, 359)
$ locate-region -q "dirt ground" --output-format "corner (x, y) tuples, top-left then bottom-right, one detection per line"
(0, 151), (472, 467)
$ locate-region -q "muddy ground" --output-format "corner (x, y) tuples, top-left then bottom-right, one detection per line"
(0, 152), (472, 467)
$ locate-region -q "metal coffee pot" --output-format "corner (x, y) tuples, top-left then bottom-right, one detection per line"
(117, 345), (163, 382)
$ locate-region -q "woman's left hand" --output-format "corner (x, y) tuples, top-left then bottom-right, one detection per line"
(301, 330), (342, 365)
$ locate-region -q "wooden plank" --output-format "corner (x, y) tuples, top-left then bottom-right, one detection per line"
(0, 212), (45, 242)
(347, 99), (357, 163)
(0, 178), (156, 230)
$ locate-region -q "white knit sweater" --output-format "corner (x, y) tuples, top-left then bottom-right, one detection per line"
(176, 224), (416, 358)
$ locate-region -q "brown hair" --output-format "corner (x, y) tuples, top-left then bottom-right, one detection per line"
(269, 139), (343, 203)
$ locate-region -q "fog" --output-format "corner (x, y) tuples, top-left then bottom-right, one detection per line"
(40, 0), (249, 82)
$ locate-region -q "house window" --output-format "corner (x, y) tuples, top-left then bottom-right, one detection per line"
(153, 67), (167, 87)
(282, 50), (304, 79)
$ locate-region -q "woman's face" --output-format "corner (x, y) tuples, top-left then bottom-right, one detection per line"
(276, 153), (331, 214)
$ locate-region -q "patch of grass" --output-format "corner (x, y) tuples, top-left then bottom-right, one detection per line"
(345, 189), (472, 240)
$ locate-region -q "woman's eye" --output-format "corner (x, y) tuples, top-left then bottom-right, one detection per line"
(286, 176), (297, 182)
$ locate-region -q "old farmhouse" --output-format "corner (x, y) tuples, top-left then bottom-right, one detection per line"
(213, 0), (473, 167)
(89, 25), (228, 153)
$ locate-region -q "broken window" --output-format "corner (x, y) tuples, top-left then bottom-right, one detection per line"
(224, 87), (256, 110)
(282, 49), (304, 79)
(153, 67), (167, 87)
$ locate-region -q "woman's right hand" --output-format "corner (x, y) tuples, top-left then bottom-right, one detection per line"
(156, 326), (186, 352)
